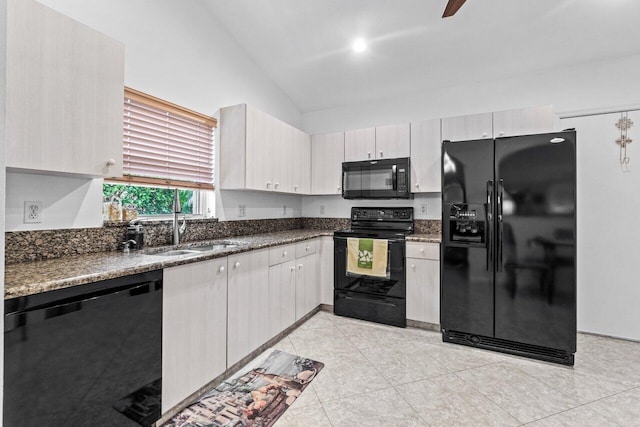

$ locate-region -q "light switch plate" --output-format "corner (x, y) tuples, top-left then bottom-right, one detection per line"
(24, 201), (43, 223)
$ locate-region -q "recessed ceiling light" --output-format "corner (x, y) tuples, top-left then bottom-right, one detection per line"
(352, 38), (366, 53)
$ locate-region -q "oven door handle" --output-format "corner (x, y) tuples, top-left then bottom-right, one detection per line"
(343, 295), (398, 307)
(333, 236), (406, 244)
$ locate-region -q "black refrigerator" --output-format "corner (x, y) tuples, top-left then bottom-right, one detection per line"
(440, 130), (576, 365)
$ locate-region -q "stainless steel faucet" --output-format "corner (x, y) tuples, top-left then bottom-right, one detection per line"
(173, 188), (187, 245)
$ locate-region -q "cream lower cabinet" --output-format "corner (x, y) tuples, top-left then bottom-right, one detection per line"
(295, 240), (320, 320)
(227, 248), (270, 367)
(162, 257), (228, 413)
(6, 0), (124, 177)
(319, 236), (335, 306)
(406, 242), (440, 325)
(268, 244), (297, 339)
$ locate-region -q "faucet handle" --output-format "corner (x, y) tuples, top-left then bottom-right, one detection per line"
(122, 239), (138, 253)
(179, 216), (187, 235)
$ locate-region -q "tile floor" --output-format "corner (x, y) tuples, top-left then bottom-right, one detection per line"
(269, 311), (640, 426)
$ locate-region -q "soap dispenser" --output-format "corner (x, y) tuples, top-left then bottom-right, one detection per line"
(126, 220), (145, 249)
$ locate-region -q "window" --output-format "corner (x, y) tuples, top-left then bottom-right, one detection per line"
(104, 88), (216, 218)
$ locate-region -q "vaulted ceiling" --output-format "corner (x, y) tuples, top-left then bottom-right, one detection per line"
(205, 0), (640, 113)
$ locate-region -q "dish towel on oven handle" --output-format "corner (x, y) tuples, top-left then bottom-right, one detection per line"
(346, 238), (389, 278)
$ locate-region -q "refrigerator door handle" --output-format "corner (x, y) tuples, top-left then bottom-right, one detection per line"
(486, 180), (494, 271)
(497, 179), (504, 272)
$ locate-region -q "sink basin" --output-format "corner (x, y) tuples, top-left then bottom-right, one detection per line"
(149, 249), (200, 257)
(190, 243), (239, 251)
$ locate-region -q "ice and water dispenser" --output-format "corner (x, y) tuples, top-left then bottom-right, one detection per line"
(445, 203), (487, 245)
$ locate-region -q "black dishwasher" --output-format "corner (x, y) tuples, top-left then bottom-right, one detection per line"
(4, 270), (163, 427)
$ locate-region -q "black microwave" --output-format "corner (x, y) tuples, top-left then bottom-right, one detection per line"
(342, 157), (412, 199)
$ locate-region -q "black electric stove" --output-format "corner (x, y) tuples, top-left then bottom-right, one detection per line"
(334, 207), (414, 327)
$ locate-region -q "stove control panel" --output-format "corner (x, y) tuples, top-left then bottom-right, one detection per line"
(351, 207), (413, 221)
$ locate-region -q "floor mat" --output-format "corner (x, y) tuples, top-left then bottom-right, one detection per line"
(165, 349), (324, 427)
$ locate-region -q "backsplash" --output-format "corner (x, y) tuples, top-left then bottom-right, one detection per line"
(5, 217), (441, 264)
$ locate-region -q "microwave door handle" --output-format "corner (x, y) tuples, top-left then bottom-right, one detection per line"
(392, 164), (397, 190)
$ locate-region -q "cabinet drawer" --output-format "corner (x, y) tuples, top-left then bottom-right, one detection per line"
(269, 244), (296, 266)
(295, 239), (317, 258)
(406, 242), (439, 260)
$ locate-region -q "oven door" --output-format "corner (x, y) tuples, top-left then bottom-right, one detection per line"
(333, 236), (406, 298)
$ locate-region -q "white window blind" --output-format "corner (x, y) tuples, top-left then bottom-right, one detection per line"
(108, 88), (216, 190)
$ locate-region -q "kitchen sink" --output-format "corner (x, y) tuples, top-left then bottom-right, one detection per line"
(148, 249), (201, 257)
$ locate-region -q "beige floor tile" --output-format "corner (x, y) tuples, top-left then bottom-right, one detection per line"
(274, 402), (332, 427)
(337, 320), (411, 351)
(270, 336), (297, 354)
(295, 312), (336, 331)
(396, 374), (520, 426)
(526, 405), (619, 427)
(288, 325), (357, 360)
(585, 387), (640, 426)
(574, 338), (640, 388)
(310, 350), (392, 403)
(412, 340), (510, 372)
(456, 363), (580, 423)
(322, 387), (424, 427)
(361, 341), (451, 386)
(506, 357), (632, 404)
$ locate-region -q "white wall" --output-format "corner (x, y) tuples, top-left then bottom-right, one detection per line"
(216, 190), (302, 221)
(0, 0), (7, 416)
(302, 193), (441, 220)
(562, 111), (640, 341)
(5, 172), (103, 231)
(302, 54), (640, 134)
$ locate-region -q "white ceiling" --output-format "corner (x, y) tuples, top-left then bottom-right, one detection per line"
(204, 0), (640, 114)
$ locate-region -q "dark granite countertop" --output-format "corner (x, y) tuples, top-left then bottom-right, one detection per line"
(5, 229), (334, 299)
(407, 234), (442, 243)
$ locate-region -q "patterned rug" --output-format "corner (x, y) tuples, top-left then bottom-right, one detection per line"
(165, 350), (324, 427)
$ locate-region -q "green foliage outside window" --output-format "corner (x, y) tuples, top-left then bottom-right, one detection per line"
(103, 184), (195, 215)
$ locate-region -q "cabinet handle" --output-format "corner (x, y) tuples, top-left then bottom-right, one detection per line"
(290, 266), (296, 272)
(305, 246), (310, 251)
(234, 262), (240, 268)
(274, 182), (279, 189)
(367, 152), (371, 158)
(411, 264), (415, 269)
(420, 248), (425, 253)
(298, 264), (302, 270)
(266, 181), (271, 189)
(415, 183), (419, 187)
(283, 251), (287, 257)
(219, 266), (225, 273)
(499, 131), (505, 136)
(106, 159), (116, 166)
(482, 133), (488, 138)
(379, 151), (383, 158)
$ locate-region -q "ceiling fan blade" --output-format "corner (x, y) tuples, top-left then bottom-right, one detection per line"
(442, 0), (468, 18)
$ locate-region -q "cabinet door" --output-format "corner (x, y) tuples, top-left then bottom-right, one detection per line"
(268, 259), (297, 337)
(291, 128), (311, 194)
(295, 253), (319, 320)
(345, 127), (376, 161)
(410, 119), (441, 193)
(319, 236), (335, 306)
(162, 258), (228, 412)
(227, 249), (270, 367)
(375, 123), (410, 159)
(406, 258), (440, 324)
(311, 132), (344, 195)
(246, 106), (275, 191)
(6, 0), (124, 177)
(493, 105), (554, 138)
(441, 112), (493, 142)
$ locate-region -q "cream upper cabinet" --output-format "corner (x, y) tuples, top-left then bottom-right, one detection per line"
(5, 0), (124, 177)
(410, 118), (441, 193)
(220, 104), (310, 194)
(344, 127), (376, 161)
(375, 123), (411, 159)
(345, 124), (410, 161)
(493, 105), (554, 138)
(441, 112), (493, 142)
(311, 132), (344, 195)
(162, 258), (228, 412)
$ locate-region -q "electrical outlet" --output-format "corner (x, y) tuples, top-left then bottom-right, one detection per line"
(320, 205), (326, 215)
(238, 204), (246, 217)
(421, 204), (427, 215)
(24, 201), (43, 223)
(283, 205), (287, 216)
